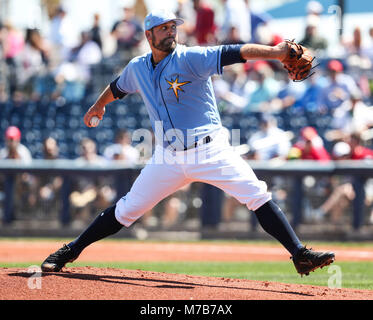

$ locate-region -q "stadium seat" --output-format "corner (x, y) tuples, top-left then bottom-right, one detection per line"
(21, 118), (33, 131)
(68, 118), (80, 129)
(289, 116), (308, 130)
(221, 116), (233, 128)
(0, 120), (10, 137)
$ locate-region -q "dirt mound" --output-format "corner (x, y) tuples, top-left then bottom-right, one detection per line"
(1, 267), (372, 300)
(1, 241), (373, 301)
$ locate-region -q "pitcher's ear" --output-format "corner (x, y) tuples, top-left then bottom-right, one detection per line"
(145, 30), (152, 41)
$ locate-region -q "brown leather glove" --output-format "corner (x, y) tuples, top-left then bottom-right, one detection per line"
(280, 39), (315, 82)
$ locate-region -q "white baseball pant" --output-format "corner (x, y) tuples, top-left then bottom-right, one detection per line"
(115, 128), (272, 227)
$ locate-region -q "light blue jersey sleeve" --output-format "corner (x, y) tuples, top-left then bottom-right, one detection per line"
(116, 60), (138, 94)
(183, 46), (223, 80)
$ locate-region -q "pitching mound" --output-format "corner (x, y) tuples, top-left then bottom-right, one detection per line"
(1, 267), (373, 300)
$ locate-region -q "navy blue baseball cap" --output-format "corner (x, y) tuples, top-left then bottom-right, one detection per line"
(144, 10), (184, 31)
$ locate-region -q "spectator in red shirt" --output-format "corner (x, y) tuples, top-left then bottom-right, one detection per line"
(289, 126), (331, 161)
(349, 133), (373, 160)
(191, 0), (217, 45)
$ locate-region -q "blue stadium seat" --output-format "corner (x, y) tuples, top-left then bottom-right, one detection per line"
(140, 118), (152, 129)
(70, 104), (82, 116)
(139, 105), (148, 116)
(102, 117), (113, 128)
(44, 118), (56, 130)
(289, 116), (308, 130)
(116, 118), (127, 129)
(315, 115), (333, 129)
(221, 116), (233, 128)
(68, 118), (80, 129)
(239, 118), (252, 129)
(114, 103), (128, 116)
(32, 114), (43, 127)
(67, 129), (86, 143)
(0, 119), (9, 130)
(20, 118), (33, 130)
(55, 114), (68, 129)
(28, 142), (43, 157)
(95, 129), (114, 144)
(50, 129), (66, 141)
(9, 114), (21, 127)
(24, 129), (43, 146)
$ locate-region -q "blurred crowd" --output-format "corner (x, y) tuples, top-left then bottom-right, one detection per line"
(1, 0), (373, 228)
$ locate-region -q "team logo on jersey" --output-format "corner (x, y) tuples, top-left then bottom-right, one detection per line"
(165, 76), (191, 102)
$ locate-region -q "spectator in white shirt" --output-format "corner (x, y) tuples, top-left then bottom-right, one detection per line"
(0, 126), (32, 163)
(248, 114), (291, 160)
(104, 129), (140, 165)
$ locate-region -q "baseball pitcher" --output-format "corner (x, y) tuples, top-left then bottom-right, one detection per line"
(41, 10), (334, 276)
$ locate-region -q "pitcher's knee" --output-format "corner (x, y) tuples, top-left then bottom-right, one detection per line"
(243, 182), (272, 211)
(114, 196), (150, 227)
(246, 193), (272, 211)
(234, 181), (272, 211)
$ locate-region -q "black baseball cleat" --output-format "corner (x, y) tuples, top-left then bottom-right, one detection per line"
(41, 244), (80, 272)
(291, 246), (335, 276)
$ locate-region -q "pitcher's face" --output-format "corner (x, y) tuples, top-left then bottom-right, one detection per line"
(147, 21), (178, 53)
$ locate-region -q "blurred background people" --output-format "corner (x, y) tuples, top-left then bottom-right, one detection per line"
(248, 113), (291, 161)
(15, 28), (50, 99)
(111, 5), (144, 61)
(0, 126), (35, 217)
(220, 0), (250, 44)
(190, 0), (217, 45)
(326, 90), (373, 142)
(299, 15), (328, 52)
(213, 64), (248, 113)
(42, 136), (60, 160)
(289, 126), (331, 161)
(48, 5), (78, 68)
(243, 61), (281, 113)
(52, 28), (103, 104)
(36, 137), (63, 218)
(245, 0), (273, 44)
(0, 126), (32, 162)
(309, 135), (373, 223)
(318, 59), (359, 113)
(348, 132), (373, 160)
(1, 21), (24, 96)
(68, 30), (102, 83)
(70, 138), (114, 225)
(104, 129), (139, 165)
(90, 13), (103, 51)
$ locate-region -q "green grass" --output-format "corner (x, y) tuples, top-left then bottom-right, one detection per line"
(3, 261), (373, 290)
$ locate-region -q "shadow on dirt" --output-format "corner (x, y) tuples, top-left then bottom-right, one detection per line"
(8, 269), (314, 297)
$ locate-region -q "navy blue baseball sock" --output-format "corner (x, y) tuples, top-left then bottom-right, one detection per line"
(254, 200), (303, 256)
(68, 205), (123, 255)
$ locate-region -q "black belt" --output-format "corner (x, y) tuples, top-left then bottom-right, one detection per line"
(184, 135), (212, 151)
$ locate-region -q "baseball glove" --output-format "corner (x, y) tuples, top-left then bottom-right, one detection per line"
(281, 39), (316, 82)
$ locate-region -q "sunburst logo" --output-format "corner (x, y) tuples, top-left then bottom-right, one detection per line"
(165, 76), (191, 102)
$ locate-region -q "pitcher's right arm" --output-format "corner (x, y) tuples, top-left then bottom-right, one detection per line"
(84, 78), (128, 128)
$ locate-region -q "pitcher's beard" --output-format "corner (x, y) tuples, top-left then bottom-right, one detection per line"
(153, 37), (177, 53)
